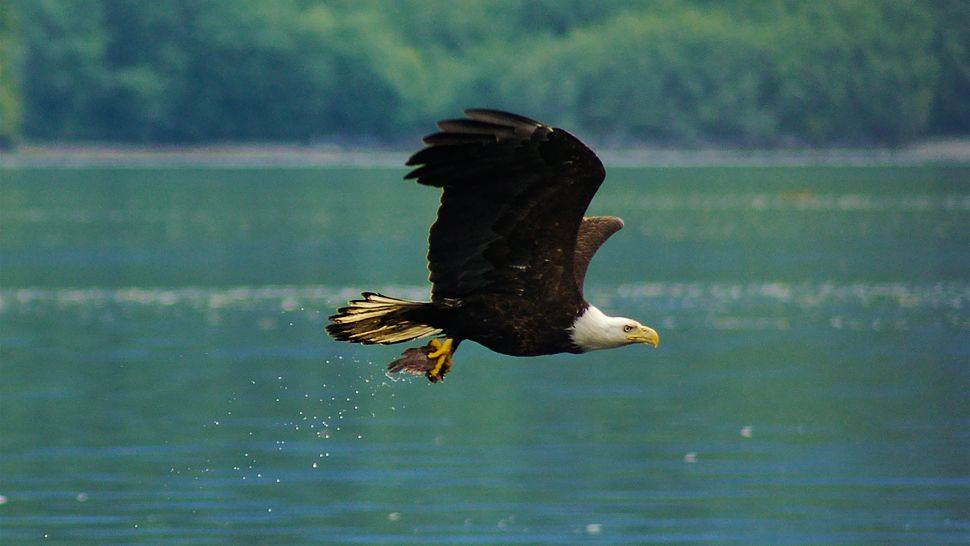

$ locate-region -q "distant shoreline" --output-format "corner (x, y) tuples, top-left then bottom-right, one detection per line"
(2, 139), (968, 168)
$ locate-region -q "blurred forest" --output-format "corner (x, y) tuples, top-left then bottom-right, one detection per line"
(0, 0), (967, 148)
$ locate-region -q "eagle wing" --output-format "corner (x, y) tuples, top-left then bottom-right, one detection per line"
(574, 216), (625, 295)
(405, 109), (606, 302)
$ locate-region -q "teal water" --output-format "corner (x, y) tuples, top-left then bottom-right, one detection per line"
(1, 165), (968, 543)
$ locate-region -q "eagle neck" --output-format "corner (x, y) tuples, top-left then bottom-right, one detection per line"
(568, 303), (624, 352)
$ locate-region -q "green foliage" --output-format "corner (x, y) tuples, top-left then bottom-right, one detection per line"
(471, 6), (779, 145)
(0, 0), (22, 148)
(8, 0), (969, 145)
(926, 0), (970, 135)
(771, 1), (938, 145)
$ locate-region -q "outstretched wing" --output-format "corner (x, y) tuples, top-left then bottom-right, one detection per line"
(574, 216), (624, 294)
(405, 109), (606, 302)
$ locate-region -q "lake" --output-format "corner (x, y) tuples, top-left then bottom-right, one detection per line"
(1, 165), (968, 543)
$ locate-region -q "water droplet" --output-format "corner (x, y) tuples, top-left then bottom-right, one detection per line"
(585, 523), (602, 534)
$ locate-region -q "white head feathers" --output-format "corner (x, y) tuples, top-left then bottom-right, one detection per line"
(569, 304), (647, 352)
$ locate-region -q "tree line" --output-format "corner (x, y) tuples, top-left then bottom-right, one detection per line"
(1, 0), (967, 148)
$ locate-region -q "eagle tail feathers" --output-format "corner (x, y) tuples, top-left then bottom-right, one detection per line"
(326, 293), (441, 345)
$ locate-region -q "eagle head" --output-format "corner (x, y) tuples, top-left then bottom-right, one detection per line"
(570, 304), (659, 352)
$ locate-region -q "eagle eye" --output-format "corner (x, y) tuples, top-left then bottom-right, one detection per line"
(623, 324), (635, 333)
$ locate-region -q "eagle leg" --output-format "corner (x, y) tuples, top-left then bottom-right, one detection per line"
(387, 338), (457, 383)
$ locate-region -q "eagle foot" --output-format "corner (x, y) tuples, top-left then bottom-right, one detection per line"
(426, 338), (454, 382)
(387, 338), (455, 383)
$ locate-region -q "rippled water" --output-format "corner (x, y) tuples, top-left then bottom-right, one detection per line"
(1, 166), (968, 543)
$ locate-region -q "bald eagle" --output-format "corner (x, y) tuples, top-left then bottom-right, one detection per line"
(327, 109), (659, 382)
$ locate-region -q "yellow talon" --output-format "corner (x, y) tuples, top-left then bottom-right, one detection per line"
(426, 338), (454, 379)
(428, 357), (446, 378)
(427, 338), (452, 359)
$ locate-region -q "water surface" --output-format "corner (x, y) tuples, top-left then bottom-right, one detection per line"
(1, 166), (968, 543)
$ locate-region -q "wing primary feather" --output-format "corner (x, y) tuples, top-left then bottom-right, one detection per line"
(436, 119), (518, 137)
(421, 132), (494, 145)
(464, 108), (542, 128)
(407, 143), (492, 166)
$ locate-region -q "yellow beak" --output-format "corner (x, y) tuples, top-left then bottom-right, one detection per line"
(627, 325), (659, 347)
